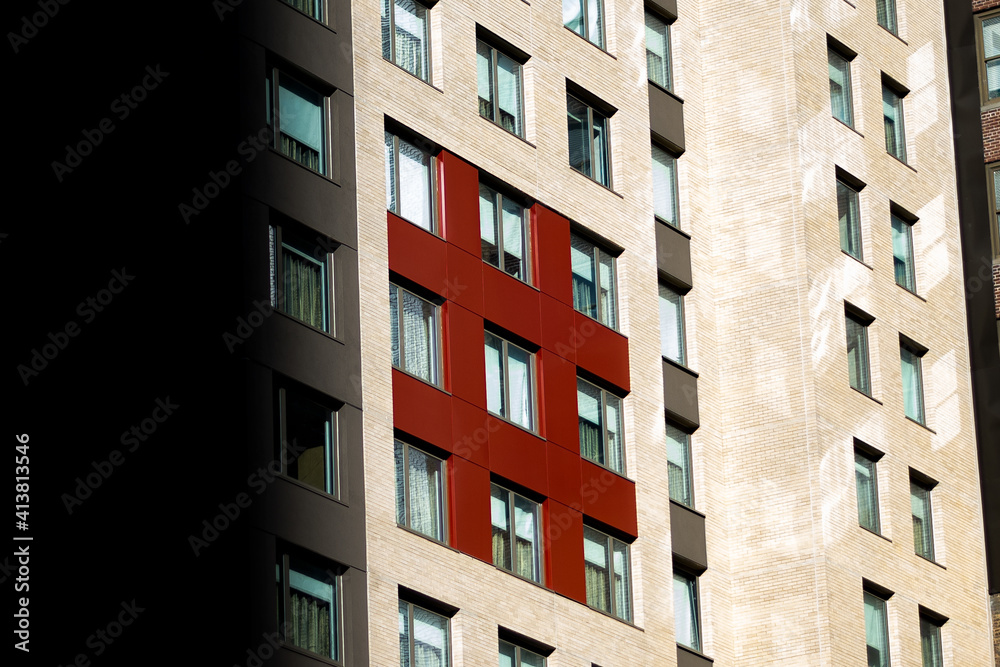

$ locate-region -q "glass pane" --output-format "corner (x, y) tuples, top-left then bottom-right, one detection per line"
(398, 138), (432, 230)
(381, 0), (392, 60)
(846, 314), (870, 395)
(485, 333), (506, 418)
(876, 0), (897, 34)
(394, 0), (429, 81)
(480, 184), (500, 267)
(592, 110), (611, 187)
(284, 392), (332, 494)
(390, 285), (401, 368)
(413, 606), (449, 667)
(477, 40), (494, 122)
(386, 131), (397, 212)
(673, 571), (700, 651)
(563, 0), (584, 37)
(283, 239), (327, 330)
(283, 0), (322, 21)
(911, 480), (934, 560)
(583, 527), (610, 612)
(605, 393), (624, 474)
(645, 11), (670, 89)
(395, 441), (406, 525)
(498, 640), (516, 667)
(578, 379), (604, 466)
(891, 215), (915, 291)
(571, 235), (597, 319)
(883, 86), (906, 161)
(612, 540), (631, 622)
(402, 290), (436, 384)
(497, 53), (523, 136)
(598, 250), (616, 329)
(398, 601), (410, 667)
(567, 96), (592, 178)
(501, 197), (526, 280)
(829, 48), (853, 126)
(521, 648), (545, 667)
(901, 346), (925, 424)
(985, 16), (1000, 57)
(864, 592), (890, 667)
(652, 145), (679, 226)
(658, 283), (685, 364)
(920, 616), (943, 667)
(408, 447), (445, 541)
(666, 423), (692, 507)
(988, 60), (1000, 100)
(837, 180), (862, 260)
(491, 484), (512, 571)
(289, 560), (337, 659)
(855, 451), (880, 533)
(507, 344), (533, 430)
(587, 0), (604, 47)
(279, 76), (324, 172)
(514, 495), (539, 581)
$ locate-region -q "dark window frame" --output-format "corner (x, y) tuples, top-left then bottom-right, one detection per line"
(395, 439), (449, 544)
(266, 66), (332, 177)
(382, 0), (433, 83)
(276, 551), (344, 665)
(490, 482), (544, 584)
(566, 92), (614, 189)
(389, 281), (443, 387)
(269, 222), (336, 336)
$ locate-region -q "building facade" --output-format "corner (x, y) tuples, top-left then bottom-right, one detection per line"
(235, 0), (996, 665)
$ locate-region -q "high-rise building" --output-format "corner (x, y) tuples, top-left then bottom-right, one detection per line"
(233, 0), (997, 665)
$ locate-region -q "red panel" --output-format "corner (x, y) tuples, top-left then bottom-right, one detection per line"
(489, 420), (547, 495)
(545, 500), (586, 603)
(392, 369), (453, 452)
(546, 441), (582, 508)
(538, 350), (579, 453)
(450, 397), (492, 468)
(446, 304), (485, 404)
(440, 151), (481, 257)
(445, 244), (484, 313)
(533, 205), (572, 306)
(482, 266), (542, 343)
(539, 294), (577, 363)
(580, 460), (638, 538)
(388, 212), (448, 295)
(450, 456), (492, 562)
(573, 311), (631, 393)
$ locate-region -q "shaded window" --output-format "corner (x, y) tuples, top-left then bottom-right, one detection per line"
(864, 589), (891, 667)
(283, 0), (323, 21)
(846, 311), (871, 396)
(570, 233), (617, 329)
(382, 0), (430, 82)
(652, 144), (680, 227)
(399, 599), (450, 667)
(499, 639), (545, 667)
(269, 225), (333, 333)
(567, 94), (611, 187)
(485, 332), (536, 431)
(477, 39), (524, 137)
(395, 440), (447, 543)
(266, 69), (327, 174)
(837, 177), (862, 260)
(876, 0), (897, 35)
(673, 569), (701, 651)
(910, 476), (935, 561)
(900, 341), (926, 424)
(386, 130), (435, 232)
(278, 385), (337, 496)
(491, 483), (542, 583)
(578, 378), (624, 474)
(891, 213), (916, 292)
(883, 83), (907, 162)
(645, 11), (672, 91)
(829, 46), (854, 127)
(666, 422), (693, 508)
(564, 0), (604, 48)
(277, 554), (340, 662)
(584, 526), (631, 622)
(659, 282), (686, 365)
(919, 613), (944, 667)
(855, 448), (881, 534)
(390, 283), (440, 386)
(479, 183), (530, 282)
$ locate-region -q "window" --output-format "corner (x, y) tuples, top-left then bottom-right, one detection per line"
(891, 212), (916, 292)
(988, 164), (1000, 258)
(395, 440), (447, 542)
(278, 385), (337, 496)
(490, 483), (542, 583)
(479, 183), (530, 282)
(567, 94), (611, 187)
(837, 177), (863, 260)
(666, 422), (693, 508)
(864, 589), (891, 667)
(266, 69), (328, 174)
(855, 448), (881, 534)
(673, 569), (701, 651)
(564, 0), (604, 48)
(583, 526), (631, 622)
(484, 332), (536, 430)
(919, 613), (944, 667)
(269, 225), (333, 333)
(645, 11), (672, 91)
(276, 554), (340, 662)
(900, 341), (926, 424)
(283, 0), (323, 21)
(883, 82), (907, 162)
(477, 39), (524, 137)
(978, 13), (1000, 102)
(390, 283), (441, 386)
(570, 233), (617, 329)
(499, 640), (545, 667)
(399, 599), (450, 667)
(911, 476), (935, 561)
(652, 144), (680, 227)
(876, 0), (897, 35)
(659, 282), (686, 365)
(578, 378), (624, 474)
(381, 0), (430, 82)
(846, 311), (871, 396)
(829, 46), (854, 127)
(386, 130), (435, 232)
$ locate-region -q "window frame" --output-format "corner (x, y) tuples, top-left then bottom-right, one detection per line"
(381, 0), (432, 83)
(570, 232), (619, 329)
(476, 38), (525, 138)
(645, 9), (673, 92)
(389, 282), (443, 387)
(673, 567), (702, 652)
(266, 67), (331, 176)
(910, 473), (936, 562)
(890, 209), (917, 293)
(385, 129), (438, 234)
(395, 440), (449, 544)
(876, 0), (898, 36)
(666, 421), (694, 509)
(564, 0), (605, 49)
(479, 181), (532, 284)
(282, 0), (326, 23)
(652, 143), (681, 228)
(863, 587), (892, 667)
(828, 44), (855, 128)
(658, 281), (687, 366)
(276, 552), (343, 664)
(484, 331), (538, 432)
(854, 445), (883, 535)
(567, 93), (613, 189)
(398, 598), (451, 667)
(919, 611), (945, 667)
(499, 639), (546, 667)
(986, 163), (1000, 259)
(583, 525), (632, 622)
(845, 309), (872, 397)
(900, 338), (927, 426)
(277, 384), (339, 498)
(976, 10), (1000, 105)
(882, 79), (908, 163)
(837, 174), (864, 261)
(490, 482), (544, 584)
(577, 377), (626, 475)
(269, 223), (335, 335)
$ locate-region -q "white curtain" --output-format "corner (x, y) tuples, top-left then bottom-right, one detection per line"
(479, 184), (499, 266)
(385, 131), (396, 212)
(507, 345), (532, 429)
(289, 566), (336, 659)
(402, 290), (435, 383)
(673, 571), (699, 650)
(587, 0), (603, 47)
(645, 12), (669, 89)
(591, 112), (610, 186)
(584, 528), (610, 613)
(412, 607), (448, 667)
(393, 0), (428, 81)
(501, 198), (526, 279)
(484, 334), (505, 417)
(658, 283), (684, 363)
(408, 447), (443, 540)
(491, 485), (511, 570)
(612, 540), (631, 621)
(604, 393), (623, 473)
(665, 424), (691, 507)
(652, 144), (678, 226)
(398, 138), (431, 231)
(513, 495), (537, 580)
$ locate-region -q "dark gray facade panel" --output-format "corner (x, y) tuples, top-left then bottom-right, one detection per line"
(677, 644), (714, 667)
(656, 220), (693, 288)
(646, 0), (678, 21)
(663, 359), (699, 428)
(670, 501), (708, 572)
(943, 0), (1000, 593)
(649, 83), (685, 154)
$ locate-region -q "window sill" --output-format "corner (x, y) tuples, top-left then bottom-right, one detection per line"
(477, 112), (536, 148)
(842, 250), (873, 270)
(483, 260), (539, 292)
(387, 209), (440, 240)
(563, 26), (616, 59)
(887, 152), (917, 173)
(833, 116), (863, 137)
(273, 310), (342, 344)
(850, 386), (883, 405)
(392, 366), (449, 395)
(382, 57), (442, 93)
(582, 455), (633, 483)
(485, 409), (542, 440)
(277, 474), (346, 508)
(916, 553), (946, 570)
(663, 355), (698, 378)
(878, 24), (907, 45)
(905, 415), (935, 434)
(895, 283), (926, 301)
(648, 79), (684, 104)
(277, 641), (344, 667)
(584, 602), (640, 629)
(494, 563), (547, 590)
(980, 97), (1000, 113)
(860, 525), (892, 543)
(573, 306), (626, 339)
(397, 523), (456, 552)
(678, 643), (714, 663)
(569, 164), (624, 198)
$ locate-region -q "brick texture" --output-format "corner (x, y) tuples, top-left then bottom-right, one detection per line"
(994, 263), (1000, 317)
(984, 109), (1000, 164)
(975, 0), (1000, 13)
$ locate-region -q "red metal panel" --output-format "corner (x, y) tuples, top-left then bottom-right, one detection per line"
(573, 311), (631, 393)
(482, 266), (542, 343)
(439, 151), (481, 257)
(388, 212), (448, 295)
(392, 369), (453, 452)
(546, 441), (583, 508)
(450, 456), (492, 562)
(445, 244), (484, 314)
(446, 304), (485, 405)
(450, 397), (492, 468)
(533, 205), (572, 306)
(580, 460), (638, 539)
(539, 293), (578, 363)
(489, 419), (547, 496)
(538, 350), (579, 453)
(545, 500), (586, 603)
